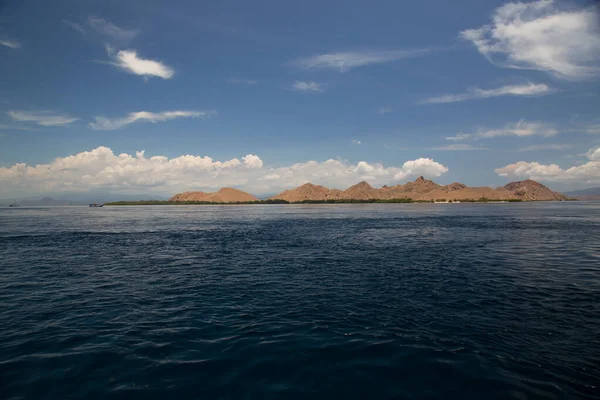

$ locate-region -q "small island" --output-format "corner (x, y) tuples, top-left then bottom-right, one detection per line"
(105, 177), (571, 205)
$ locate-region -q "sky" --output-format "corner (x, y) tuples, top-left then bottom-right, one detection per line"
(1, 0), (600, 198)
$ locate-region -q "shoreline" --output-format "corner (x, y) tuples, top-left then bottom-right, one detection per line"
(103, 199), (532, 206)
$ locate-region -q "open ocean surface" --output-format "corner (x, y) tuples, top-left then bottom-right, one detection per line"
(1, 203), (600, 399)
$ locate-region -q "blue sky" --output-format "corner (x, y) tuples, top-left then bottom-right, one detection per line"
(1, 0), (599, 197)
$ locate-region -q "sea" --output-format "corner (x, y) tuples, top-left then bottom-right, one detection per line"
(1, 203), (599, 399)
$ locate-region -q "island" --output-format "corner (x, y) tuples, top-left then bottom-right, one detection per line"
(104, 177), (571, 205)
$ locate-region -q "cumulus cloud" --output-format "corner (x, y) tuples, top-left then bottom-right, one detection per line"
(89, 110), (215, 130)
(461, 0), (600, 79)
(587, 147), (600, 161)
(0, 147), (449, 197)
(293, 49), (430, 72)
(87, 17), (139, 41)
(111, 50), (174, 79)
(423, 83), (552, 104)
(495, 146), (600, 183)
(7, 110), (78, 126)
(0, 38), (21, 49)
(446, 120), (557, 141)
(432, 144), (488, 151)
(291, 81), (323, 92)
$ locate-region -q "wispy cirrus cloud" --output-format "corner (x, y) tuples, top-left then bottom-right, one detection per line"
(517, 144), (571, 152)
(111, 50), (174, 79)
(227, 78), (259, 85)
(7, 110), (78, 126)
(0, 123), (38, 131)
(293, 49), (430, 72)
(62, 19), (87, 35)
(431, 144), (488, 151)
(89, 110), (215, 130)
(291, 81), (323, 92)
(87, 17), (139, 42)
(446, 120), (557, 141)
(0, 38), (21, 49)
(587, 124), (600, 135)
(377, 107), (392, 114)
(461, 0), (600, 79)
(422, 83), (552, 104)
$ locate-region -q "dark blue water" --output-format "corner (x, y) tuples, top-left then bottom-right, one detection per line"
(1, 203), (600, 399)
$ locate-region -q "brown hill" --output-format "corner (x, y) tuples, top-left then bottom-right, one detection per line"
(169, 188), (258, 203)
(268, 177), (568, 202)
(504, 179), (568, 201)
(340, 181), (380, 200)
(269, 183), (341, 202)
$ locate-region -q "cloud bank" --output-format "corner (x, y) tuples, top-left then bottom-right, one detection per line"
(0, 147), (449, 197)
(423, 83), (551, 104)
(495, 146), (600, 183)
(89, 110), (215, 130)
(461, 0), (600, 79)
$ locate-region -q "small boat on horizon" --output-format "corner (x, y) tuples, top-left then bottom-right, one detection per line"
(9, 203), (20, 207)
(89, 203), (104, 207)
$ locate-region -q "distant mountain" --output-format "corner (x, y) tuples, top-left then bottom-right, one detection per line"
(169, 188), (258, 203)
(0, 193), (170, 206)
(268, 177), (568, 202)
(564, 187), (600, 200)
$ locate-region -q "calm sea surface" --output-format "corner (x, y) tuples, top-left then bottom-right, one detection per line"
(1, 203), (600, 399)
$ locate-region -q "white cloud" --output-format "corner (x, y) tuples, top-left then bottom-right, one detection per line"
(517, 143), (571, 152)
(587, 147), (600, 161)
(87, 17), (139, 41)
(351, 139), (361, 145)
(7, 110), (78, 126)
(291, 81), (323, 92)
(495, 146), (600, 183)
(432, 144), (488, 151)
(111, 50), (174, 79)
(423, 83), (552, 104)
(0, 38), (21, 49)
(62, 19), (87, 35)
(227, 78), (259, 85)
(293, 49), (430, 72)
(0, 147), (449, 196)
(89, 110), (215, 130)
(461, 0), (600, 79)
(377, 107), (392, 114)
(445, 133), (473, 142)
(447, 120), (557, 141)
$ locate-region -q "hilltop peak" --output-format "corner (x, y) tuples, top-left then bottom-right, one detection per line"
(354, 181), (374, 188)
